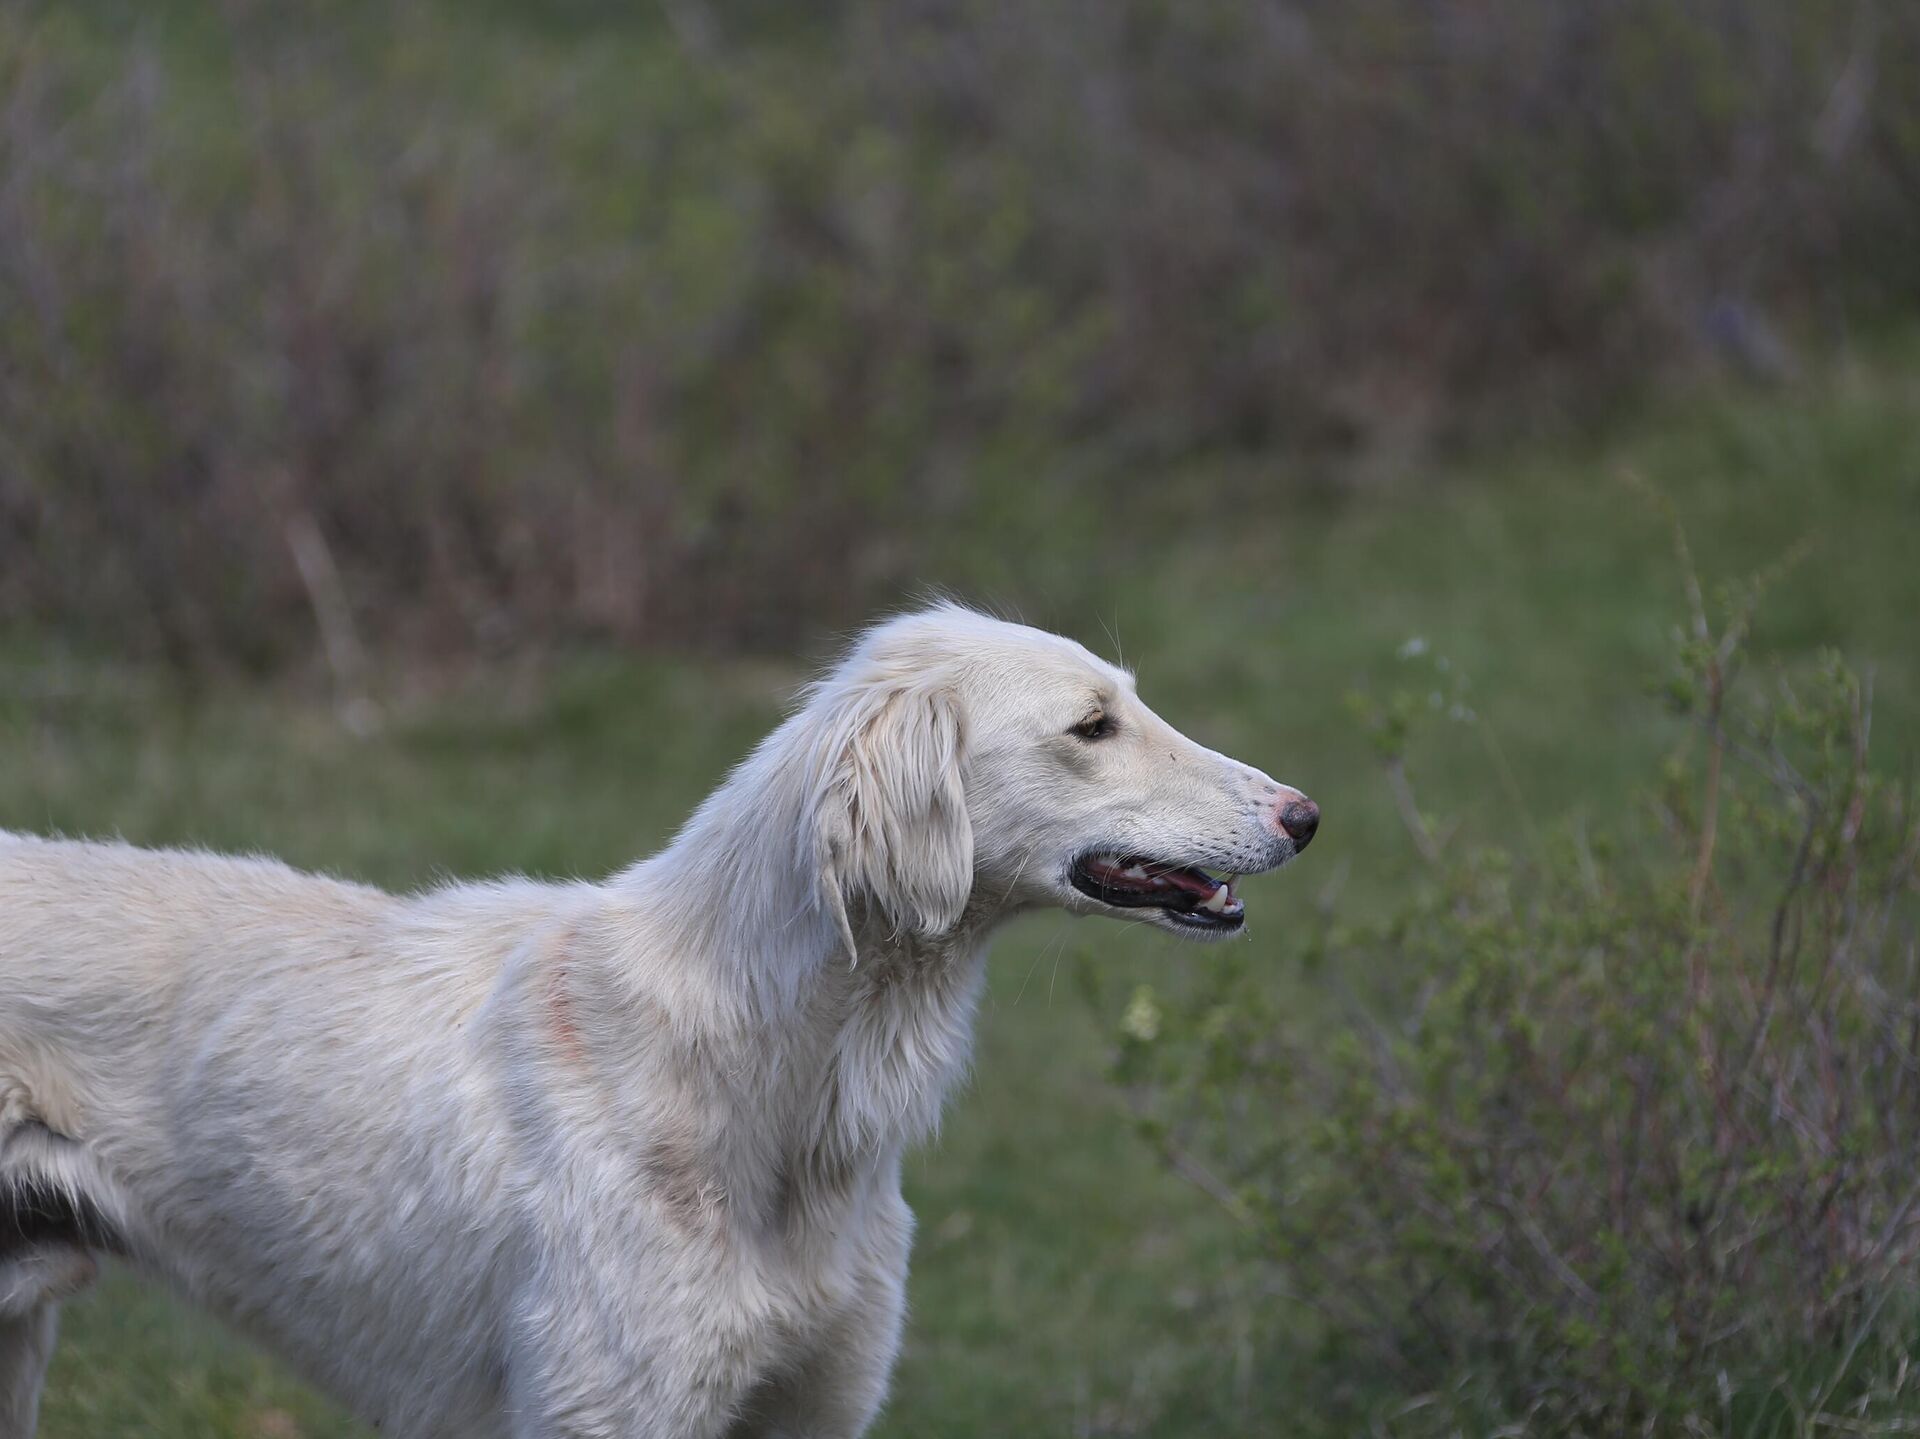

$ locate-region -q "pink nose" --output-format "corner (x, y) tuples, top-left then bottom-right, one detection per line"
(1274, 794), (1319, 849)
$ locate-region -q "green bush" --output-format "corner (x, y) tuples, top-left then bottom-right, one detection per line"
(1108, 546), (1920, 1433)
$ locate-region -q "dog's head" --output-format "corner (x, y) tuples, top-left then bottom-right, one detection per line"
(802, 606), (1316, 947)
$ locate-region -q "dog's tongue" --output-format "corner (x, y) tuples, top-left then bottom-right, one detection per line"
(1160, 868), (1222, 901)
(1166, 867), (1238, 914)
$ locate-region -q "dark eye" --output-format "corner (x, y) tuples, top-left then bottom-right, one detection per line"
(1069, 712), (1115, 741)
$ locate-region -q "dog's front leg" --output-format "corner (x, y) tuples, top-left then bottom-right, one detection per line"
(504, 1328), (753, 1439)
(505, 1356), (744, 1439)
(726, 1273), (906, 1439)
(728, 1191), (912, 1439)
(0, 1302), (59, 1439)
(504, 1261), (772, 1439)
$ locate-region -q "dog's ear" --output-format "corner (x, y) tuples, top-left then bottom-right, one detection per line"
(809, 680), (973, 956)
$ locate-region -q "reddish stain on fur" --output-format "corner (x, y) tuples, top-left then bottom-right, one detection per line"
(544, 930), (587, 1067)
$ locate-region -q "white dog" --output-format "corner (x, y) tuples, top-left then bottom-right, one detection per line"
(0, 606), (1317, 1438)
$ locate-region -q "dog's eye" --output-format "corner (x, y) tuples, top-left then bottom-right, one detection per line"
(1069, 712), (1114, 741)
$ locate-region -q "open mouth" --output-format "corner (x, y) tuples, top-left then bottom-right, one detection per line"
(1069, 853), (1246, 932)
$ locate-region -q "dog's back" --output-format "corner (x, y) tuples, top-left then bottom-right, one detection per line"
(0, 833), (578, 1437)
(0, 833), (397, 1128)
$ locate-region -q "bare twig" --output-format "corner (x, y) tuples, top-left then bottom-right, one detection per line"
(1387, 755), (1444, 866)
(285, 507), (381, 736)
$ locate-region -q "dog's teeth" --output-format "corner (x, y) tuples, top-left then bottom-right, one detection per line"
(1200, 883), (1231, 914)
(1122, 865), (1149, 881)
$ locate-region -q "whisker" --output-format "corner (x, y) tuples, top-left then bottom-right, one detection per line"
(1015, 926), (1069, 1008)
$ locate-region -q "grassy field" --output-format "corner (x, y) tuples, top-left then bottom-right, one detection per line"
(4, 352), (1917, 1436)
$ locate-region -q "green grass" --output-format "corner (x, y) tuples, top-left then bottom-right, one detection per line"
(5, 352), (1918, 1436)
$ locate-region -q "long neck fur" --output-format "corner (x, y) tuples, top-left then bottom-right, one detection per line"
(605, 708), (997, 1176)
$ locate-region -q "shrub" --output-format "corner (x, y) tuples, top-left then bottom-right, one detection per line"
(1107, 545), (1920, 1433)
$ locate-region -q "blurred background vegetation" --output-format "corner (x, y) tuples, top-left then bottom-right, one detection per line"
(4, 0), (1917, 668)
(1, 1), (1917, 1435)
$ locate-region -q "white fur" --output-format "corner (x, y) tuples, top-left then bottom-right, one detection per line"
(0, 607), (1310, 1438)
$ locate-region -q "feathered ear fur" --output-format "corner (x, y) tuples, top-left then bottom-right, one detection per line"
(806, 677), (973, 959)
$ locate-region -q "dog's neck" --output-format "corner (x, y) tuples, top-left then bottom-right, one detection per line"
(607, 733), (1007, 1173)
(796, 911), (995, 1168)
